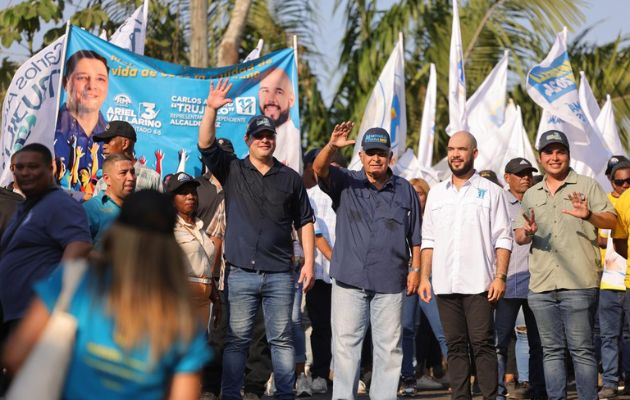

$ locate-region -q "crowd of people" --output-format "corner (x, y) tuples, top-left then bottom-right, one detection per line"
(1, 76), (630, 400)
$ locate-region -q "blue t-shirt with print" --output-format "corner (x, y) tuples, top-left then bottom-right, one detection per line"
(35, 266), (212, 400)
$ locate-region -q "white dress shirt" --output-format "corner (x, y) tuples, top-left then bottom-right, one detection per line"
(307, 185), (336, 283)
(421, 173), (513, 295)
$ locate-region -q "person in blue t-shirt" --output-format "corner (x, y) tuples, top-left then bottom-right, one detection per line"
(83, 153), (136, 245)
(3, 190), (211, 400)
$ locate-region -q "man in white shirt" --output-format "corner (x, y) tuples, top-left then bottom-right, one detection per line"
(419, 131), (513, 399)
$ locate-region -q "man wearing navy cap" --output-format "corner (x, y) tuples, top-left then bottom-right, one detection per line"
(197, 79), (315, 400)
(514, 130), (617, 400)
(313, 122), (422, 399)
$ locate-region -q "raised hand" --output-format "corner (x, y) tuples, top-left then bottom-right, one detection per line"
(328, 121), (355, 149)
(155, 149), (164, 162)
(206, 78), (233, 110)
(562, 192), (590, 219)
(89, 143), (99, 156)
(522, 208), (537, 236)
(138, 156), (147, 165)
(75, 146), (85, 160)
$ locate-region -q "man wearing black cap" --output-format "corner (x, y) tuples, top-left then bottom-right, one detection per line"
(514, 130), (617, 400)
(495, 157), (546, 400)
(92, 121), (162, 193)
(197, 78), (315, 400)
(312, 122), (422, 399)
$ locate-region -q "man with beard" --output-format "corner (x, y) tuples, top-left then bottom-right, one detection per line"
(258, 68), (301, 173)
(419, 131), (513, 399)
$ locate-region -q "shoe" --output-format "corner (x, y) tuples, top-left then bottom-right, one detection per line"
(598, 386), (618, 399)
(471, 379), (482, 395)
(296, 372), (312, 397)
(311, 377), (328, 394)
(417, 375), (444, 390)
(509, 381), (530, 399)
(200, 392), (219, 400)
(243, 393), (261, 400)
(264, 373), (276, 396)
(357, 380), (368, 394)
(398, 376), (417, 396)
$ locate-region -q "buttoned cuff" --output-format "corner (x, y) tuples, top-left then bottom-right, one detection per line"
(421, 239), (434, 250)
(495, 238), (513, 251)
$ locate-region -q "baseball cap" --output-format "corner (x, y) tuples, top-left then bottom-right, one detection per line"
(537, 130), (569, 152)
(505, 158), (538, 175)
(479, 170), (501, 186)
(165, 172), (200, 193)
(93, 121), (137, 142)
(361, 128), (391, 152)
(610, 160), (630, 180)
(217, 138), (235, 154)
(303, 148), (321, 166)
(605, 155), (630, 177)
(246, 115), (276, 137)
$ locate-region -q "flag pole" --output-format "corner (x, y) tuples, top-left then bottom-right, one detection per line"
(53, 21), (72, 129)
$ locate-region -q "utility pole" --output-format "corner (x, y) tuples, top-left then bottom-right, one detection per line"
(190, 0), (208, 67)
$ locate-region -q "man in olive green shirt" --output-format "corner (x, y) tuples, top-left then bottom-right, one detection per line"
(514, 130), (616, 400)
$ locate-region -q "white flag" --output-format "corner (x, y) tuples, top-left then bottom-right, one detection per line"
(393, 148), (440, 186)
(417, 63), (436, 168)
(597, 94), (626, 156)
(349, 34), (406, 170)
(0, 36), (67, 185)
(243, 39), (264, 62)
(528, 28), (610, 179)
(109, 0), (149, 55)
(447, 0), (467, 135)
(496, 102), (537, 174)
(578, 71), (601, 130)
(466, 50), (508, 170)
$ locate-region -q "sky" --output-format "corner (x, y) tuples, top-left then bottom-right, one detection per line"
(1, 0), (628, 106)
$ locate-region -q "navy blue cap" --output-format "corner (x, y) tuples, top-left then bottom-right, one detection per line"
(538, 130), (569, 152)
(605, 155), (630, 177)
(94, 121), (137, 142)
(361, 127), (391, 151)
(165, 172), (200, 193)
(246, 115), (276, 137)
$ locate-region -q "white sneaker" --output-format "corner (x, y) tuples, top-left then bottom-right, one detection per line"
(311, 377), (328, 394)
(296, 372), (312, 397)
(417, 375), (444, 390)
(265, 373), (276, 396)
(357, 380), (368, 394)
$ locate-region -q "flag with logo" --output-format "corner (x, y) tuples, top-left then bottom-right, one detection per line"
(527, 28), (609, 179)
(349, 34), (406, 170)
(417, 63), (436, 168)
(466, 50), (508, 170)
(446, 0), (467, 135)
(597, 95), (626, 156)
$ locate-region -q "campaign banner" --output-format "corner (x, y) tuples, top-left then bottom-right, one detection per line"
(54, 25), (300, 192)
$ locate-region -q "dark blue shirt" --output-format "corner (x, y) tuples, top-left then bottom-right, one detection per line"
(0, 188), (91, 321)
(319, 167), (422, 293)
(83, 192), (121, 245)
(200, 142), (314, 272)
(54, 104), (106, 186)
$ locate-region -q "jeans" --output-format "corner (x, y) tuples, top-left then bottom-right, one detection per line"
(437, 293), (498, 400)
(528, 288), (598, 400)
(222, 267), (295, 400)
(305, 280), (332, 380)
(292, 272), (306, 364)
(599, 289), (625, 389)
(495, 298), (545, 399)
(514, 310), (529, 382)
(331, 280), (403, 400)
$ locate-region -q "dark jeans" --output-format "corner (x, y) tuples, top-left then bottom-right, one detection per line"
(599, 289), (625, 389)
(305, 280), (332, 380)
(437, 293), (497, 400)
(495, 298), (546, 399)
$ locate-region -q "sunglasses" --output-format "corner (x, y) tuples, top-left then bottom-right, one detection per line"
(613, 178), (630, 186)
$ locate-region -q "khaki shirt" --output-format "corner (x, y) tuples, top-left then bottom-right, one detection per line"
(515, 169), (615, 292)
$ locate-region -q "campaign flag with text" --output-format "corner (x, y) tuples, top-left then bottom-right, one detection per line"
(466, 50), (508, 170)
(527, 28), (609, 179)
(52, 25), (300, 186)
(597, 95), (626, 156)
(417, 63), (436, 168)
(349, 35), (406, 170)
(447, 0), (467, 135)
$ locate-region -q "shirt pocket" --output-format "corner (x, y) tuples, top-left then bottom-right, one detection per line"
(462, 198), (490, 225)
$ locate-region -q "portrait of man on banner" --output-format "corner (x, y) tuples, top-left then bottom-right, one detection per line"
(54, 50), (109, 195)
(258, 67), (301, 172)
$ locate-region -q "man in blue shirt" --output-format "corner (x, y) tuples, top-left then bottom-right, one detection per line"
(313, 122), (422, 399)
(197, 78), (315, 400)
(0, 143), (92, 348)
(83, 153), (136, 244)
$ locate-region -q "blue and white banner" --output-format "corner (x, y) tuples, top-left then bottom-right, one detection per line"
(52, 25), (300, 193)
(447, 0), (468, 135)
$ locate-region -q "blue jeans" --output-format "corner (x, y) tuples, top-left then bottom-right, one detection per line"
(222, 267), (295, 400)
(528, 288), (598, 400)
(332, 280), (403, 400)
(495, 298), (545, 399)
(514, 311), (529, 382)
(599, 289), (625, 389)
(292, 272), (306, 364)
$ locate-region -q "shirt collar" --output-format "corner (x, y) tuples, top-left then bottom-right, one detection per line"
(100, 192), (121, 208)
(243, 156), (282, 176)
(176, 214), (203, 230)
(57, 104), (107, 137)
(359, 168), (395, 190)
(504, 187), (520, 205)
(540, 168), (577, 192)
(446, 171), (480, 190)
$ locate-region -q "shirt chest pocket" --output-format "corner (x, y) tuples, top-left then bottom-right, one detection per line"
(462, 198), (490, 225)
(265, 186), (293, 208)
(379, 203), (410, 233)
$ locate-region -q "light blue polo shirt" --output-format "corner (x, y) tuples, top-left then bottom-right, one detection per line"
(83, 192), (121, 244)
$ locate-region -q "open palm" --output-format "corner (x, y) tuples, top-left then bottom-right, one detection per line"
(206, 78), (233, 110)
(329, 121), (355, 149)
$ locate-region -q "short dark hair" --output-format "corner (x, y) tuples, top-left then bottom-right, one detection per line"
(14, 143), (52, 165)
(63, 50), (109, 87)
(102, 153), (133, 172)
